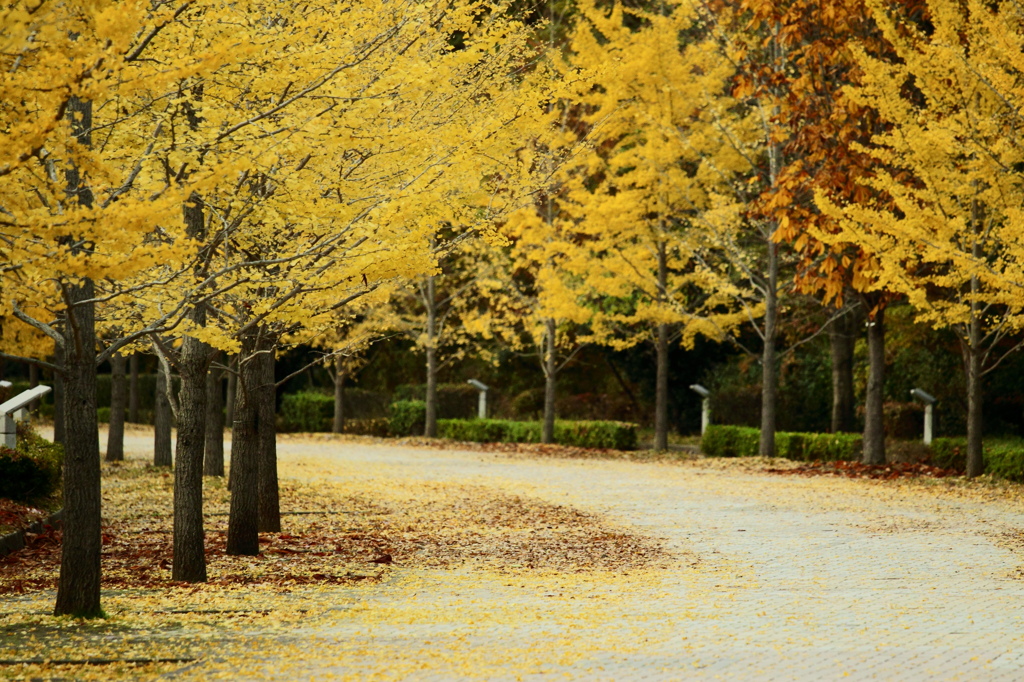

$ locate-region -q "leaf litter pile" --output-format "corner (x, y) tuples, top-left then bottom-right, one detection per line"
(2, 459), (669, 597)
(763, 460), (961, 480)
(0, 455), (672, 680)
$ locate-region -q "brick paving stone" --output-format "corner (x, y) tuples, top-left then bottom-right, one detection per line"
(182, 440), (1024, 680)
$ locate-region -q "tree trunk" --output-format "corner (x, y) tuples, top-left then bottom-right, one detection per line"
(54, 95), (103, 618)
(225, 355), (237, 426)
(654, 243), (670, 451)
(965, 281), (984, 477)
(965, 341), (984, 478)
(227, 335), (260, 555)
(54, 281), (102, 617)
(424, 347), (438, 437)
(204, 352), (225, 476)
(542, 317), (557, 444)
(257, 340), (280, 533)
(863, 306), (886, 465)
(759, 238), (779, 458)
(332, 354), (344, 434)
(172, 188), (212, 582)
(172, 321), (210, 582)
(654, 324), (669, 451)
(106, 353), (126, 462)
(424, 274), (438, 437)
(829, 308), (857, 433)
(53, 340), (65, 445)
(128, 353), (139, 423)
(154, 359), (173, 467)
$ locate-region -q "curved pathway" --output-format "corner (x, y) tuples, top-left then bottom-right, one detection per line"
(217, 439), (1024, 681)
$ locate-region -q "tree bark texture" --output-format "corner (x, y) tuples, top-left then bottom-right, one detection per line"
(225, 355), (237, 427)
(758, 239), (779, 458)
(106, 353), (126, 462)
(863, 307), (887, 465)
(172, 308), (211, 582)
(54, 280), (102, 617)
(128, 353), (139, 423)
(53, 340), (65, 445)
(204, 352), (225, 476)
(227, 335), (260, 555)
(154, 360), (173, 467)
(654, 243), (670, 451)
(332, 354), (345, 434)
(542, 317), (557, 444)
(423, 274), (438, 438)
(258, 341), (280, 533)
(829, 309), (857, 433)
(965, 283), (985, 478)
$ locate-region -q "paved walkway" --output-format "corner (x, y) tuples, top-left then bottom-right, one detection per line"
(197, 439), (1024, 681)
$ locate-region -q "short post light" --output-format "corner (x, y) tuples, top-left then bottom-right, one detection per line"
(910, 388), (937, 445)
(690, 384), (711, 435)
(467, 379), (489, 419)
(0, 385), (51, 449)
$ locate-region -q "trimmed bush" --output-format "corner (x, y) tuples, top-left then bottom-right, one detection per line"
(798, 433), (862, 462)
(393, 384), (481, 419)
(929, 437), (967, 471)
(929, 437), (1024, 479)
(700, 425), (760, 457)
(435, 419), (638, 450)
(555, 420), (638, 450)
(342, 418), (391, 438)
(0, 426), (63, 502)
(96, 405), (128, 421)
(701, 425), (861, 461)
(280, 392), (333, 432)
(280, 389), (392, 432)
(982, 440), (1024, 482)
(389, 400), (426, 437)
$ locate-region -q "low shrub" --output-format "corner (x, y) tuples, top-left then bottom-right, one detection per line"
(700, 425), (760, 457)
(393, 384), (480, 419)
(342, 418), (390, 438)
(97, 406), (129, 425)
(928, 437), (1024, 479)
(982, 439), (1024, 482)
(555, 420), (638, 450)
(929, 437), (967, 471)
(389, 400), (426, 437)
(280, 392), (334, 432)
(798, 432), (862, 462)
(435, 419), (638, 450)
(0, 425), (63, 502)
(702, 425), (861, 461)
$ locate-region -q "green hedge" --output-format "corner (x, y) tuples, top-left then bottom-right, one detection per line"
(931, 437), (1024, 480)
(280, 389), (393, 433)
(983, 440), (1024, 481)
(342, 418), (391, 438)
(394, 384), (480, 419)
(435, 419), (638, 450)
(389, 400), (426, 437)
(929, 437), (967, 471)
(280, 392), (333, 432)
(701, 425), (862, 461)
(0, 425), (63, 502)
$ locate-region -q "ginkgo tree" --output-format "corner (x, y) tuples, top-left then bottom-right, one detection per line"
(566, 1), (751, 450)
(0, 0), (226, 618)
(816, 0), (1024, 477)
(1, 0), (557, 616)
(97, 0), (557, 584)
